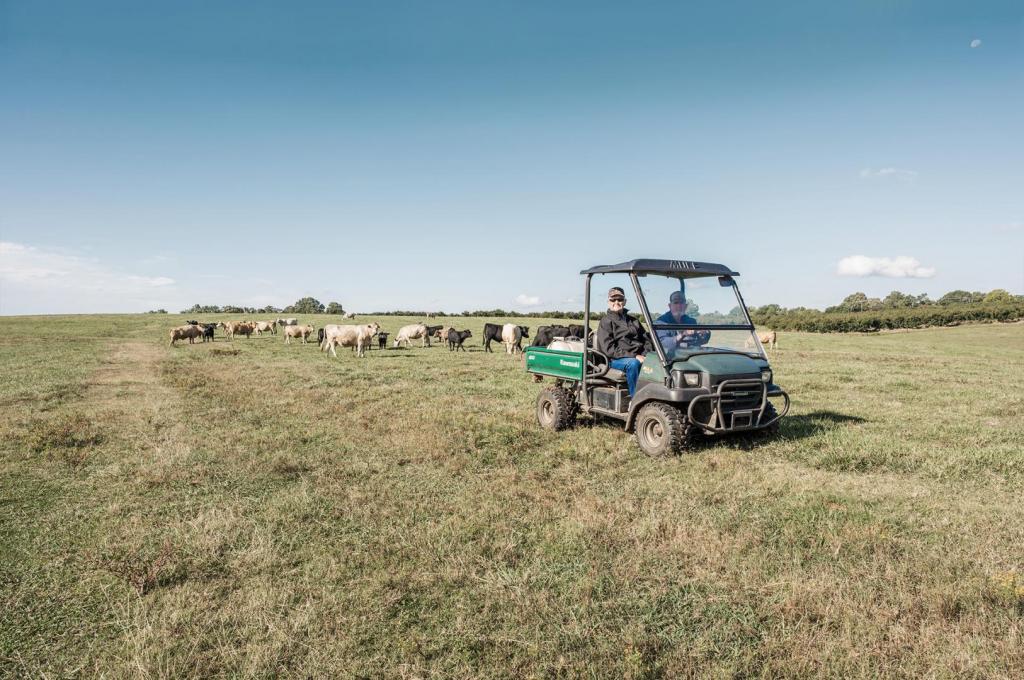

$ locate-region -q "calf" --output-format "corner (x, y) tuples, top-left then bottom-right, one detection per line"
(284, 324), (315, 344)
(447, 329), (472, 351)
(377, 332), (390, 350)
(201, 323), (216, 342)
(568, 324), (589, 340)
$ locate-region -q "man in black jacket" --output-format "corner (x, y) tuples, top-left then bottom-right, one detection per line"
(596, 287), (653, 396)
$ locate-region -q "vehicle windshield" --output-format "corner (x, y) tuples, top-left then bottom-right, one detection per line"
(636, 273), (765, 359)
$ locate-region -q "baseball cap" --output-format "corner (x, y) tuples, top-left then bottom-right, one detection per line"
(608, 287), (626, 300)
(669, 291), (685, 303)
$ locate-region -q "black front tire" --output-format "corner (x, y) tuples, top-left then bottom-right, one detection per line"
(634, 402), (696, 457)
(536, 387), (577, 431)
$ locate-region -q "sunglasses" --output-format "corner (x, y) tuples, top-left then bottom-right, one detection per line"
(609, 297), (625, 302)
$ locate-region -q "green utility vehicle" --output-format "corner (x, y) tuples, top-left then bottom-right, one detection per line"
(525, 259), (789, 456)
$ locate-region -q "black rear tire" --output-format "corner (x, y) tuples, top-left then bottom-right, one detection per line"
(536, 387), (577, 431)
(634, 402), (696, 457)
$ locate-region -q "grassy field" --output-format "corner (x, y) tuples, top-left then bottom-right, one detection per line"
(1, 314), (1023, 677)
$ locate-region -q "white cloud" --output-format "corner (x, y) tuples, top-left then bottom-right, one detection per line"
(837, 255), (936, 279)
(859, 167), (918, 181)
(0, 241), (179, 314)
(996, 221), (1023, 233)
(970, 39), (982, 48)
(515, 293), (541, 307)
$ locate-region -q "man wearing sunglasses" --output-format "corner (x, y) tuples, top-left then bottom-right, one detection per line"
(596, 287), (652, 397)
(656, 290), (710, 354)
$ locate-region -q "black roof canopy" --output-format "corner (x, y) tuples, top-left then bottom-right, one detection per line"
(580, 259), (739, 277)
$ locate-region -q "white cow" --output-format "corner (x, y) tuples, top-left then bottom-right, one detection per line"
(321, 323), (380, 358)
(501, 323), (529, 354)
(252, 320), (277, 336)
(276, 318), (298, 327)
(284, 324), (315, 344)
(393, 323), (429, 348)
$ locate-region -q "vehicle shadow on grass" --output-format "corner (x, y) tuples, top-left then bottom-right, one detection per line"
(725, 410), (868, 452)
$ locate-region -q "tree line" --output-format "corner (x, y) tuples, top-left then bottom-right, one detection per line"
(749, 288), (1024, 332)
(173, 289), (1023, 332)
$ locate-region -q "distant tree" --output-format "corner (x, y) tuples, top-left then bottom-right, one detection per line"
(222, 305), (245, 314)
(685, 298), (700, 317)
(754, 304), (784, 316)
(146, 309), (168, 314)
(937, 290), (984, 306)
(325, 301), (345, 315)
(882, 291), (918, 309)
(983, 289), (1015, 304)
(289, 297), (325, 314)
(258, 305), (282, 314)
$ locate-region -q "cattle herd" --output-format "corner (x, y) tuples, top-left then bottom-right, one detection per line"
(168, 318), (590, 357)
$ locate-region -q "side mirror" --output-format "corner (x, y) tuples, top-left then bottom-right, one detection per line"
(718, 276), (735, 287)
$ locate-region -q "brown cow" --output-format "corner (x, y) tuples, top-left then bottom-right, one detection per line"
(169, 324), (204, 346)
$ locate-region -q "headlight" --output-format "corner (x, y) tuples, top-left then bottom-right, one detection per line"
(761, 369), (772, 384)
(683, 372), (701, 387)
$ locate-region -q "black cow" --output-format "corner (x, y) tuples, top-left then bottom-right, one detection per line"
(568, 324), (589, 339)
(377, 332), (389, 350)
(533, 325), (572, 348)
(482, 323), (504, 353)
(317, 327), (326, 346)
(201, 324), (216, 342)
(186, 319), (200, 326)
(448, 329), (472, 351)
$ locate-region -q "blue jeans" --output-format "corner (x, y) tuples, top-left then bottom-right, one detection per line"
(609, 357), (642, 396)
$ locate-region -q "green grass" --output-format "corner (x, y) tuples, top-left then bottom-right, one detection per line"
(1, 314), (1023, 677)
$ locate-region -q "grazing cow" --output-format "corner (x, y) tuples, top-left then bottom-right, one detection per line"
(377, 332), (389, 350)
(169, 324), (204, 346)
(284, 324), (315, 344)
(185, 319), (200, 326)
(393, 323), (430, 348)
(252, 321), (277, 336)
(533, 325), (572, 348)
(276, 318), (298, 327)
(343, 312), (356, 320)
(321, 323), (380, 358)
(482, 323), (504, 353)
(447, 329), (472, 351)
(746, 330), (777, 351)
(502, 324), (530, 354)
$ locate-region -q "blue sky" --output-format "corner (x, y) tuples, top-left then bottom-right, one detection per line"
(1, 1), (1022, 314)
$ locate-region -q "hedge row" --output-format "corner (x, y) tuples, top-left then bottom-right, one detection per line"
(750, 302), (1024, 333)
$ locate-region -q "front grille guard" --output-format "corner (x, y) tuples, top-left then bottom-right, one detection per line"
(686, 379), (790, 434)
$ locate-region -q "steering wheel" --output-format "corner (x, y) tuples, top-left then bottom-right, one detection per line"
(585, 348), (610, 379)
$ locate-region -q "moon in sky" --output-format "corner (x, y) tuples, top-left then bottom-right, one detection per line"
(970, 39), (982, 48)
